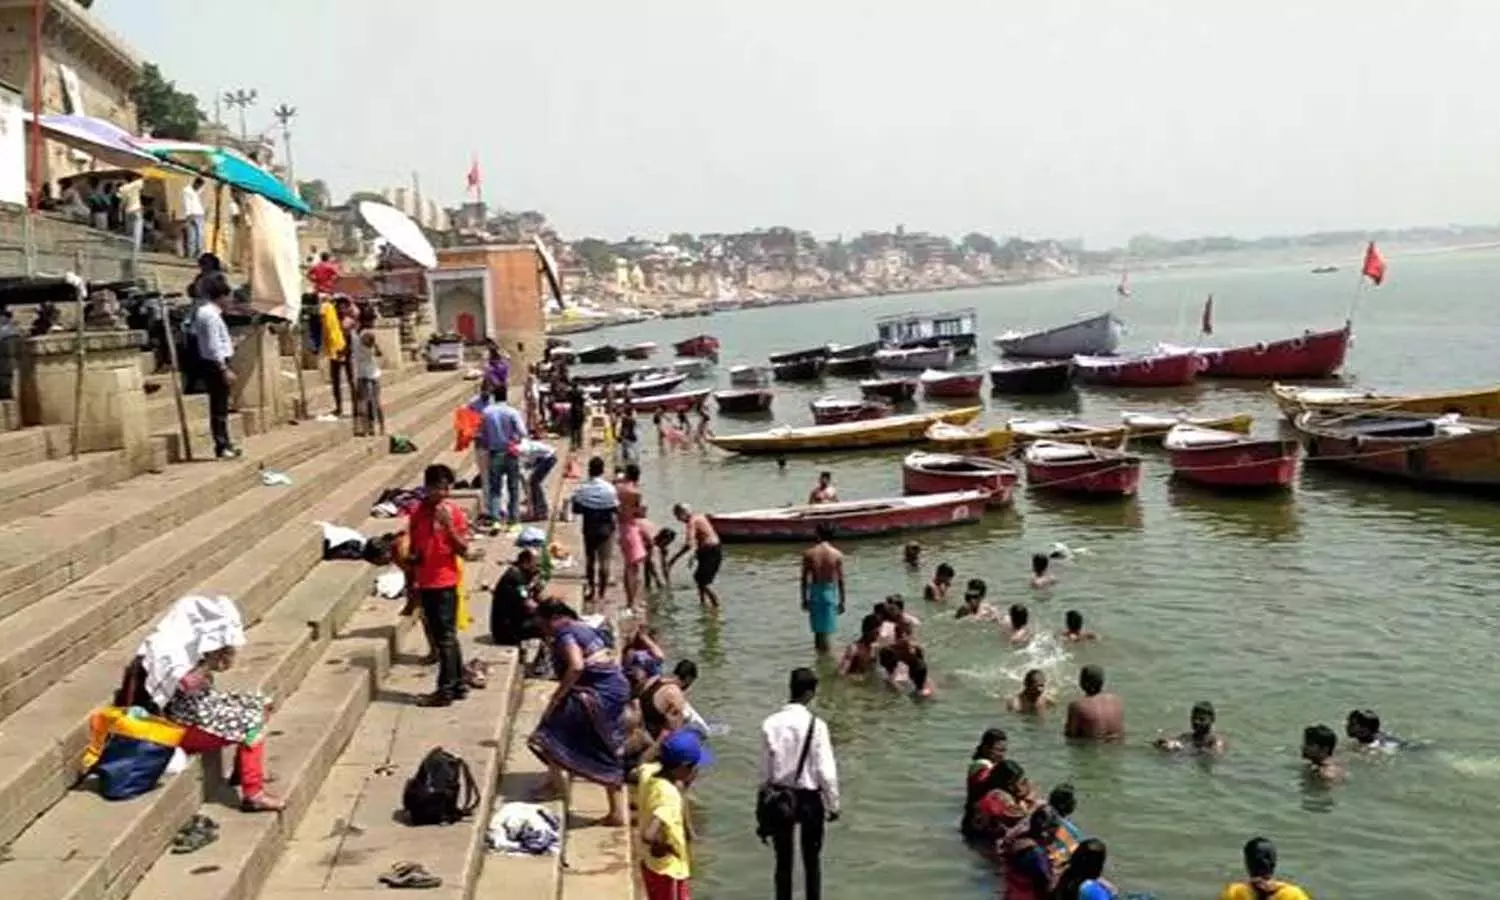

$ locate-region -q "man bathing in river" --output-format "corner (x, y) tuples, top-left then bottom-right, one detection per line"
(924, 562), (955, 602)
(1006, 603), (1033, 645)
(1155, 700), (1225, 754)
(1301, 723), (1345, 782)
(669, 503), (722, 609)
(1030, 553), (1057, 590)
(878, 620), (933, 697)
(617, 463), (648, 611)
(955, 579), (998, 621)
(837, 614), (881, 676)
(808, 470), (838, 504)
(903, 541), (922, 570)
(1065, 665), (1124, 741)
(1346, 708), (1406, 752)
(1060, 610), (1098, 643)
(800, 524), (846, 653)
(1008, 668), (1055, 714)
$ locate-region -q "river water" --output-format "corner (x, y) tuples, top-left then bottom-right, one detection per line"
(582, 250), (1500, 899)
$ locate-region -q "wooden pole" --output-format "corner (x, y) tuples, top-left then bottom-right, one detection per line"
(68, 251), (84, 460)
(211, 182), (225, 257)
(256, 322), (267, 431)
(291, 320), (309, 419)
(161, 294), (193, 461)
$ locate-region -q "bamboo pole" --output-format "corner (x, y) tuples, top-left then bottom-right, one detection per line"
(68, 251), (84, 460)
(292, 319), (309, 419)
(161, 292), (193, 461)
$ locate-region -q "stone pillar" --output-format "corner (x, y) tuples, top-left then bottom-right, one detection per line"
(371, 319), (406, 373)
(19, 330), (151, 467)
(228, 324), (287, 434)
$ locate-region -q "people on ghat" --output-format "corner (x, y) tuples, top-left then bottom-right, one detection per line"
(837, 614), (882, 677)
(1030, 553), (1057, 590)
(517, 435), (558, 521)
(955, 579), (999, 621)
(1054, 838), (1119, 900)
(1008, 668), (1055, 714)
(1060, 609), (1098, 643)
(876, 595), (920, 642)
(644, 527), (676, 591)
(1301, 724), (1344, 783)
(1042, 783), (1084, 870)
(479, 386), (528, 529)
(618, 405), (641, 465)
(1065, 665), (1124, 742)
(566, 380), (588, 449)
(760, 667), (840, 900)
(617, 463), (649, 611)
(1006, 603), (1033, 645)
(639, 730), (711, 900)
(1155, 700), (1226, 754)
(924, 562), (955, 602)
(1219, 836), (1311, 900)
(407, 464), (471, 707)
(528, 601), (630, 826)
(970, 759), (1039, 842)
(808, 470), (838, 504)
(694, 404), (714, 443)
(624, 626), (667, 678)
(570, 456), (620, 606)
(670, 503), (723, 609)
(902, 541), (922, 570)
(1002, 806), (1060, 900)
(1346, 708), (1405, 752)
(801, 524), (846, 654)
(877, 620), (933, 698)
(632, 655), (697, 750)
(489, 549), (541, 647)
(960, 727), (1007, 840)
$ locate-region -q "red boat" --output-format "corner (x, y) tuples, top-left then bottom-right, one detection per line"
(673, 334), (721, 358)
(810, 396), (889, 425)
(1160, 324), (1351, 379)
(1023, 441), (1142, 496)
(918, 369), (984, 399)
(1162, 425), (1299, 489)
(902, 452), (1018, 506)
(709, 490), (989, 543)
(714, 388), (774, 414)
(625, 388), (711, 414)
(1073, 351), (1201, 388)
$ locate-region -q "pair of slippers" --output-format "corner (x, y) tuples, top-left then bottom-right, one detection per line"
(170, 814), (219, 854)
(379, 861), (442, 889)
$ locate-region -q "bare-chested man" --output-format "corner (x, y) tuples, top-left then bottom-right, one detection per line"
(616, 464), (648, 611)
(669, 503), (722, 609)
(1064, 664), (1124, 742)
(1007, 669), (1055, 714)
(808, 470), (838, 504)
(801, 524), (846, 653)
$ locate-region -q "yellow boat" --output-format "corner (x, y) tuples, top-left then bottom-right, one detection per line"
(924, 422), (1014, 457)
(710, 407), (982, 454)
(1120, 411), (1252, 444)
(1009, 417), (1127, 447)
(1271, 383), (1500, 421)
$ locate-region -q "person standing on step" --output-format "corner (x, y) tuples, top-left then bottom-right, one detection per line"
(760, 667), (840, 900)
(479, 388), (527, 528)
(407, 464), (471, 707)
(518, 434), (558, 521)
(352, 329), (385, 437)
(191, 272), (241, 459)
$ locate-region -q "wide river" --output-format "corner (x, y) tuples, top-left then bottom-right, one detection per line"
(577, 250), (1500, 899)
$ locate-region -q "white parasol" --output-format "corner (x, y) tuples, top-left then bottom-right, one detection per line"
(358, 201), (438, 269)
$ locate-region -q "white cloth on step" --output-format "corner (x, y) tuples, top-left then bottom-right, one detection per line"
(374, 569), (406, 599)
(136, 595), (247, 707)
(486, 802), (561, 855)
(318, 521), (367, 550)
(261, 470), (293, 486)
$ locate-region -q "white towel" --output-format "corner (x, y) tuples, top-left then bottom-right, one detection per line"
(486, 802), (561, 855)
(374, 569), (405, 599)
(318, 521), (366, 550)
(136, 595), (247, 707)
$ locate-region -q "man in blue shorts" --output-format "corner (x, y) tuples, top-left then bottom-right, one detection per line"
(800, 524), (846, 654)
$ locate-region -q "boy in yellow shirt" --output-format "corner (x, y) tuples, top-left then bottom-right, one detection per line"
(638, 730), (711, 900)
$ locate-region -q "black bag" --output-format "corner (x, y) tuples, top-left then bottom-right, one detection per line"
(756, 712), (817, 839)
(403, 747), (479, 825)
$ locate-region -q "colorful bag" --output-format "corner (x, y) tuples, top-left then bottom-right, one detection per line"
(82, 707), (186, 801)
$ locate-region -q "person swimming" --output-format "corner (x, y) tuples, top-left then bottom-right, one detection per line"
(1301, 723), (1345, 783)
(877, 620), (932, 697)
(1006, 603), (1032, 644)
(1060, 609), (1098, 642)
(1030, 553), (1056, 589)
(903, 541), (922, 570)
(955, 579), (998, 621)
(1007, 668), (1054, 714)
(1155, 700), (1225, 754)
(924, 562), (955, 602)
(1345, 708), (1405, 752)
(838, 613), (882, 677)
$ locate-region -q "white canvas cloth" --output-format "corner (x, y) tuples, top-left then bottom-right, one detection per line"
(135, 595), (247, 707)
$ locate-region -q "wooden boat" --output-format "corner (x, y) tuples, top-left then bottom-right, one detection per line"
(876, 308), (979, 357)
(709, 490), (989, 542)
(993, 312), (1122, 359)
(574, 344), (620, 365)
(728, 364), (772, 387)
(924, 421), (1013, 457)
(1291, 410), (1500, 489)
(1271, 383), (1500, 422)
(1009, 417), (1128, 446)
(902, 452), (1018, 506)
(621, 341), (658, 360)
(919, 368), (984, 399)
(810, 396), (889, 425)
(772, 357), (826, 381)
(621, 371), (687, 397)
(673, 334), (721, 358)
(825, 353), (877, 377)
(860, 378), (918, 403)
(1158, 324), (1350, 379)
(629, 388), (711, 414)
(1120, 411), (1253, 443)
(827, 340), (882, 359)
(1163, 425), (1299, 489)
(1074, 351), (1201, 388)
(709, 407), (982, 455)
(671, 357), (712, 378)
(714, 388), (774, 414)
(874, 345), (954, 371)
(1023, 441), (1143, 496)
(769, 345), (832, 365)
(990, 360), (1075, 394)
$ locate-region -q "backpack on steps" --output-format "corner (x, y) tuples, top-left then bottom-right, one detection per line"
(403, 747), (479, 825)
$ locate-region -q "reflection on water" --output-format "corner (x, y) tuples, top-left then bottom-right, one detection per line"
(1025, 490), (1146, 530)
(1165, 480), (1302, 540)
(999, 389), (1084, 414)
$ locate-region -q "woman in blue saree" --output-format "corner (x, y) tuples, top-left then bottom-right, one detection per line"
(527, 601), (630, 825)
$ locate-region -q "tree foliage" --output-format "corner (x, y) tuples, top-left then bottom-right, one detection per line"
(573, 238), (617, 276)
(297, 179), (331, 211)
(131, 63), (204, 141)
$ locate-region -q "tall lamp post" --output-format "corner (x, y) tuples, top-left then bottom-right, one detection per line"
(272, 103), (297, 187)
(223, 88), (258, 140)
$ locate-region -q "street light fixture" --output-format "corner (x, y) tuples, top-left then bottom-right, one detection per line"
(272, 103), (297, 187)
(223, 88), (258, 140)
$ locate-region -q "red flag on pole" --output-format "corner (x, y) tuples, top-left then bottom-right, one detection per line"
(465, 155), (482, 199)
(1116, 271), (1131, 299)
(1361, 241), (1386, 286)
(1200, 294), (1214, 336)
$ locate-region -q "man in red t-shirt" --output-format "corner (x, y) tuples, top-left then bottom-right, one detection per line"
(405, 464), (471, 706)
(307, 251), (340, 296)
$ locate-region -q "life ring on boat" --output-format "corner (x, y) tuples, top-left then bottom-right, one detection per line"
(1253, 342), (1269, 355)
(1290, 337), (1306, 351)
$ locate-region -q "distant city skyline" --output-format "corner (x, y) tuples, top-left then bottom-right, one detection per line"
(99, 1), (1500, 246)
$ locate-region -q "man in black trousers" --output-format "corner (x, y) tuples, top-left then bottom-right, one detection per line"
(759, 667), (841, 900)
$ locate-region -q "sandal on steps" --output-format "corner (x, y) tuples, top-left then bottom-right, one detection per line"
(379, 861), (443, 889)
(170, 814), (219, 854)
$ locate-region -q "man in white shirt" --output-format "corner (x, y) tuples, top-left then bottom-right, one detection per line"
(190, 272), (240, 458)
(181, 177), (206, 259)
(759, 667), (839, 900)
(117, 177), (144, 269)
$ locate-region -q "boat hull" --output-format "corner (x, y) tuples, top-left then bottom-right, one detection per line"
(1122, 413), (1253, 444)
(1191, 326), (1350, 379)
(728, 365), (771, 387)
(925, 425), (1014, 458)
(902, 455), (1017, 506)
(710, 491), (988, 543)
(1010, 421), (1128, 446)
(714, 389), (774, 414)
(920, 373), (984, 399)
(673, 335), (720, 358)
(1168, 439), (1299, 488)
(672, 358), (712, 378)
(1292, 412), (1500, 489)
(624, 373), (688, 397)
(1075, 353), (1201, 388)
(621, 343), (657, 360)
(875, 346), (955, 370)
(990, 361), (1075, 394)
(825, 354), (877, 376)
(710, 407), (983, 454)
(575, 345), (620, 364)
(1271, 384), (1500, 422)
(769, 346), (832, 365)
(1025, 453), (1143, 496)
(811, 399), (889, 426)
(773, 358), (827, 381)
(994, 312), (1122, 359)
(630, 389), (711, 414)
(860, 379), (918, 403)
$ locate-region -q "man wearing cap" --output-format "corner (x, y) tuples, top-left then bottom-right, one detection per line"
(638, 729), (711, 900)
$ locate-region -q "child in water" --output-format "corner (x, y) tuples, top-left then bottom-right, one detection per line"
(1301, 724), (1345, 783)
(1345, 708), (1406, 753)
(903, 542), (922, 570)
(925, 563), (955, 602)
(1060, 610), (1098, 642)
(1006, 603), (1033, 645)
(1030, 553), (1057, 589)
(955, 579), (998, 621)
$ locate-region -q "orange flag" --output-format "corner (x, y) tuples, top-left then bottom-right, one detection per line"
(1361, 241), (1386, 286)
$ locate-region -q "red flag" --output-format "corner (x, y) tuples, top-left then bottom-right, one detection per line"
(465, 156), (482, 196)
(1200, 294), (1214, 336)
(1361, 241), (1385, 286)
(1116, 271), (1131, 299)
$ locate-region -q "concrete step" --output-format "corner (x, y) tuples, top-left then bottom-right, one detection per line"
(0, 447), (154, 526)
(0, 370), (459, 622)
(0, 385), (470, 856)
(0, 398), (19, 432)
(0, 424), (67, 470)
(0, 405), (468, 894)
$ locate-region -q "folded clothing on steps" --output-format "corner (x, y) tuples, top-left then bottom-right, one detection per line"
(486, 802), (561, 856)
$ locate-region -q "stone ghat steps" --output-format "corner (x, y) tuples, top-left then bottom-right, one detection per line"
(0, 409), (474, 900)
(0, 375), (472, 857)
(0, 368), (459, 625)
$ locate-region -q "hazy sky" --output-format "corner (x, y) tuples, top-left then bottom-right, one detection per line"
(99, 0), (1500, 246)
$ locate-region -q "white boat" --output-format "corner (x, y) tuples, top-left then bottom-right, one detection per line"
(876, 308), (978, 357)
(672, 357), (713, 378)
(728, 364), (772, 387)
(874, 345), (955, 371)
(992, 312), (1123, 359)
